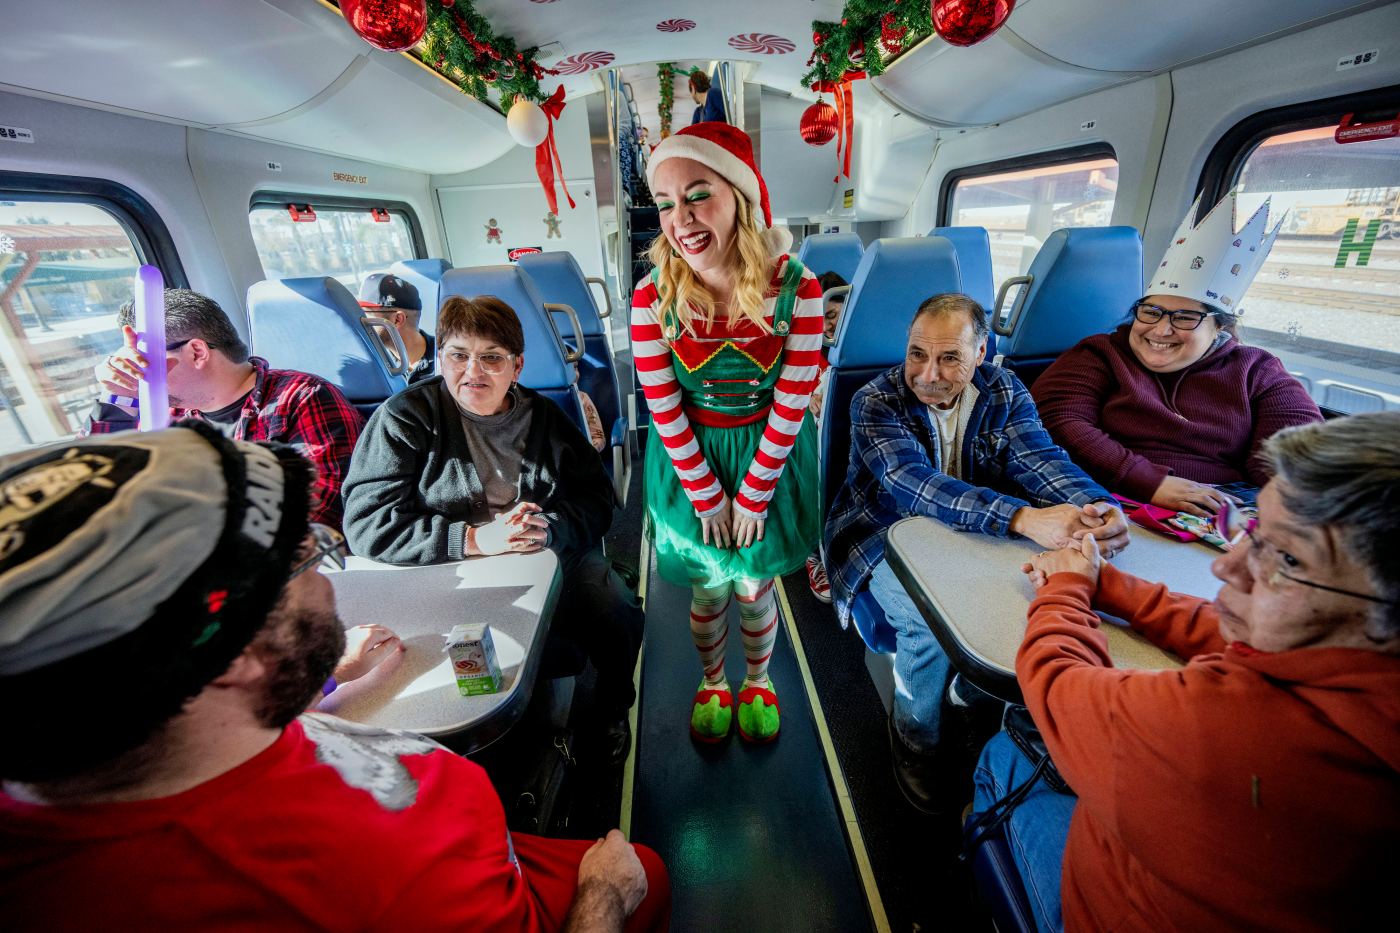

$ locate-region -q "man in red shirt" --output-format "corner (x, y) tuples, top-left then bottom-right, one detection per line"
(87, 289), (363, 528)
(0, 423), (670, 931)
(971, 412), (1400, 931)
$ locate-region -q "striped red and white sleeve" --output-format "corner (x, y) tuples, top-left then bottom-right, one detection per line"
(630, 280), (727, 516)
(732, 267), (825, 519)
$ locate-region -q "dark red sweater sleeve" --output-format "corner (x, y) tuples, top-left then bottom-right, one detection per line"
(1032, 340), (1170, 501)
(1243, 354), (1323, 487)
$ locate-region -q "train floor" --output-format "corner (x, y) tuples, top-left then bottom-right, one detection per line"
(475, 446), (990, 931)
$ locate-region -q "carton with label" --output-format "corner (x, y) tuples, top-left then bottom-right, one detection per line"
(445, 623), (502, 696)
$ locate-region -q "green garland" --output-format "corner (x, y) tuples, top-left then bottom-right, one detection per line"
(800, 0), (933, 89)
(658, 63), (676, 138)
(414, 0), (553, 106)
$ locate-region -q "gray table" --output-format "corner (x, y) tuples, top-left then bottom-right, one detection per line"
(319, 550), (560, 753)
(885, 517), (1221, 702)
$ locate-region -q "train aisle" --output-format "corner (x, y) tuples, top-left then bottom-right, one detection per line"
(626, 551), (876, 931)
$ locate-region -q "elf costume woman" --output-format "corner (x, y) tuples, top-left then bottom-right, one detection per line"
(630, 123), (823, 744)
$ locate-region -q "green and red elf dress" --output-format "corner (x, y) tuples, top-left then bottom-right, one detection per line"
(631, 256), (824, 587)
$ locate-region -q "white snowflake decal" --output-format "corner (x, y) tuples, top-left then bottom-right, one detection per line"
(300, 712), (446, 811)
(0, 235), (15, 254)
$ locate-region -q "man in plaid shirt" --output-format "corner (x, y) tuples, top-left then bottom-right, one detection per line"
(824, 294), (1128, 814)
(86, 290), (363, 529)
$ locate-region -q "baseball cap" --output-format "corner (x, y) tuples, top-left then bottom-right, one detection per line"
(358, 273), (422, 313)
(0, 422), (312, 678)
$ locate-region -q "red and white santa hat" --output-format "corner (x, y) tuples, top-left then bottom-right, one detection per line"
(645, 122), (793, 257)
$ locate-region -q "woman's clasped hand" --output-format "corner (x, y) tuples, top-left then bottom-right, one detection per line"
(472, 501), (549, 555)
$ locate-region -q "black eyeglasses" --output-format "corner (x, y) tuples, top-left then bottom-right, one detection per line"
(1215, 501), (1395, 605)
(166, 338), (194, 352)
(1132, 302), (1213, 331)
(289, 524), (348, 579)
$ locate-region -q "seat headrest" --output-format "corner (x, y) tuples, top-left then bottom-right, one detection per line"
(829, 237), (963, 369)
(516, 252), (604, 339)
(795, 233), (865, 284)
(389, 259), (452, 336)
(246, 277), (407, 404)
(931, 226), (995, 311)
(998, 227), (1143, 359)
(438, 265), (575, 389)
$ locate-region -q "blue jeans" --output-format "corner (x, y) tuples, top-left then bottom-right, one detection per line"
(972, 731), (1077, 933)
(869, 558), (950, 753)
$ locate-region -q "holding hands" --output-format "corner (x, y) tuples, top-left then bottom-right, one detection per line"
(1011, 501), (1130, 558)
(1022, 533), (1103, 590)
(471, 501), (550, 555)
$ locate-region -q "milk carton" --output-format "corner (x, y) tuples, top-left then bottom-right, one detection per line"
(445, 623), (502, 696)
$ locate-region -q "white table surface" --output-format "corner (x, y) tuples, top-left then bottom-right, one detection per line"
(319, 550), (560, 742)
(886, 518), (1222, 698)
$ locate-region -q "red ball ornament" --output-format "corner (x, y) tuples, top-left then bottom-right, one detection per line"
(931, 0), (1016, 48)
(800, 99), (839, 146)
(340, 0), (427, 52)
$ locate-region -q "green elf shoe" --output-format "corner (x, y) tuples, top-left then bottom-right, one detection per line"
(737, 679), (780, 744)
(690, 681), (733, 744)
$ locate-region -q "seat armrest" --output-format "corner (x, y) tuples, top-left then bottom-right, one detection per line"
(609, 417), (629, 450)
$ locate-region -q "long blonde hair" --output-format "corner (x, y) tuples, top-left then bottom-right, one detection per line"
(646, 187), (776, 337)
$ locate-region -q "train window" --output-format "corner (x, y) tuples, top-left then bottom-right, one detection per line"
(1224, 112), (1400, 414)
(248, 196), (423, 288)
(0, 198), (145, 452)
(940, 144), (1119, 293)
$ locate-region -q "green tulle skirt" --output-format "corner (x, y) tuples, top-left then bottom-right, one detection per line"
(644, 414), (821, 588)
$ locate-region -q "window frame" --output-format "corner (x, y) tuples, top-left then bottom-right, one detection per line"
(247, 191), (428, 274)
(1196, 82), (1400, 209)
(935, 142), (1119, 228)
(0, 170), (188, 288)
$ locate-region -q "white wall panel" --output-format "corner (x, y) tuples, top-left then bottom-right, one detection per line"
(888, 75), (1170, 242)
(186, 129), (440, 320)
(437, 182), (606, 279)
(0, 89), (238, 317)
(1146, 2), (1400, 268)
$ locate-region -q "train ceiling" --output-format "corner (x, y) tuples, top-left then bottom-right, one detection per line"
(0, 0), (1386, 175)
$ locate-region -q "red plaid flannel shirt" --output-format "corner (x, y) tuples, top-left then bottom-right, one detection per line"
(85, 358), (364, 528)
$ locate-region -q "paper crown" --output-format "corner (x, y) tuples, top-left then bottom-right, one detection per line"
(1150, 192), (1284, 313)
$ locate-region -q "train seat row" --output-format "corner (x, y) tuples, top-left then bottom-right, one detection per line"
(243, 251), (630, 503)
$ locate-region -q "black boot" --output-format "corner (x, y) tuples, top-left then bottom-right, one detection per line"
(600, 714), (632, 766)
(889, 711), (947, 816)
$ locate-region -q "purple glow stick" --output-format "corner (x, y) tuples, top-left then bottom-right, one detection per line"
(134, 265), (169, 431)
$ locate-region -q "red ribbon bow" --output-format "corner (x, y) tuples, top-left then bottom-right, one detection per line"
(813, 70), (865, 182)
(535, 85), (576, 215)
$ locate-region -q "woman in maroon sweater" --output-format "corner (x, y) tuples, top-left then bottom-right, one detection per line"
(1032, 194), (1321, 515)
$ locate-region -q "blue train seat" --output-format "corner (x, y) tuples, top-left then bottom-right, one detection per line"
(968, 830), (1038, 933)
(437, 265), (588, 437)
(246, 276), (409, 419)
(824, 236), (963, 653)
(517, 251), (630, 504)
(931, 225), (998, 359)
(796, 232), (864, 284)
(389, 258), (452, 335)
(993, 227), (1143, 387)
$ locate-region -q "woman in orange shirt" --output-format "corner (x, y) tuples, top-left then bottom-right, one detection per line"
(973, 412), (1400, 931)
